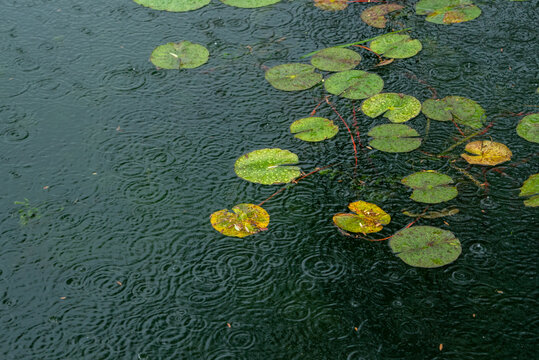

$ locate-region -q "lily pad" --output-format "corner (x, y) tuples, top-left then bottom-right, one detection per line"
(333, 200), (391, 234)
(369, 34), (422, 59)
(265, 64), (322, 91)
(516, 113), (539, 143)
(519, 173), (539, 207)
(324, 70), (384, 100)
(421, 96), (485, 129)
(401, 171), (458, 203)
(361, 93), (421, 123)
(389, 226), (462, 268)
(133, 0), (210, 12)
(210, 203), (269, 238)
(311, 48), (361, 72)
(150, 41), (209, 69)
(234, 148), (301, 185)
(361, 4), (404, 28)
(219, 0), (281, 8)
(313, 0), (348, 11)
(290, 117), (338, 142)
(461, 140), (512, 166)
(368, 124), (421, 153)
(416, 0), (481, 24)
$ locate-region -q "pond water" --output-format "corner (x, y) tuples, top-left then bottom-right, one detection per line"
(1, 0), (538, 359)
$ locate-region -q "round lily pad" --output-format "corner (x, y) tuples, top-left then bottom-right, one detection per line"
(234, 148), (301, 185)
(389, 226), (462, 268)
(361, 93), (421, 123)
(519, 173), (539, 207)
(401, 171), (458, 203)
(324, 70), (384, 100)
(368, 124), (421, 153)
(421, 96), (485, 129)
(211, 203), (269, 238)
(369, 34), (422, 59)
(219, 0), (281, 8)
(313, 0), (348, 11)
(416, 0), (481, 25)
(290, 117), (338, 142)
(311, 48), (361, 72)
(150, 41), (209, 69)
(461, 140), (512, 166)
(361, 4), (404, 28)
(333, 200), (391, 234)
(516, 113), (539, 143)
(133, 0), (210, 12)
(265, 64), (322, 91)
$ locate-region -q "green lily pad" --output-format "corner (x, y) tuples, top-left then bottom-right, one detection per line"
(519, 173), (539, 207)
(265, 64), (323, 91)
(234, 148), (301, 185)
(324, 70), (384, 100)
(219, 0), (281, 8)
(368, 124), (421, 153)
(361, 93), (421, 123)
(210, 203), (269, 238)
(361, 4), (404, 28)
(311, 48), (361, 72)
(290, 117), (338, 142)
(333, 200), (391, 234)
(389, 226), (462, 268)
(133, 0), (210, 12)
(516, 113), (539, 143)
(150, 41), (209, 69)
(369, 34), (422, 59)
(401, 171), (458, 203)
(416, 0), (481, 24)
(421, 96), (486, 129)
(313, 0), (348, 11)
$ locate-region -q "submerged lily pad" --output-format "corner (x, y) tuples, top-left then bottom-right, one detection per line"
(311, 48), (361, 72)
(133, 0), (210, 12)
(219, 0), (280, 8)
(389, 226), (462, 268)
(421, 96), (485, 129)
(361, 4), (404, 28)
(211, 203), (269, 238)
(369, 34), (422, 59)
(461, 140), (512, 166)
(416, 0), (481, 24)
(234, 148), (301, 185)
(361, 93), (421, 123)
(516, 113), (539, 143)
(401, 171), (458, 203)
(313, 0), (348, 11)
(150, 41), (209, 69)
(333, 200), (391, 234)
(368, 124), (421, 153)
(265, 64), (322, 91)
(290, 117), (338, 142)
(324, 70), (384, 99)
(519, 173), (539, 207)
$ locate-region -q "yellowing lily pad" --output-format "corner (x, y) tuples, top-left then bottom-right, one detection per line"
(519, 173), (539, 207)
(219, 0), (281, 8)
(265, 64), (322, 91)
(416, 0), (481, 24)
(333, 200), (391, 234)
(516, 113), (539, 143)
(234, 148), (301, 185)
(290, 117), (338, 142)
(368, 124), (422, 153)
(361, 93), (421, 123)
(311, 48), (361, 72)
(361, 4), (404, 28)
(313, 0), (348, 11)
(461, 140), (512, 166)
(210, 203), (269, 238)
(421, 96), (486, 129)
(150, 41), (209, 69)
(401, 171), (458, 203)
(133, 0), (210, 12)
(324, 70), (384, 100)
(369, 34), (422, 59)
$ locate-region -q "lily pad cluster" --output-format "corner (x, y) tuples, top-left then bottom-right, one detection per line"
(415, 0), (481, 24)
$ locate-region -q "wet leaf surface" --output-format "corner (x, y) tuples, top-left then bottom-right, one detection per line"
(311, 47), (361, 72)
(290, 117), (338, 142)
(519, 173), (539, 207)
(461, 140), (512, 166)
(313, 0), (348, 11)
(220, 0), (281, 8)
(133, 0), (210, 12)
(422, 96), (486, 129)
(324, 70), (384, 99)
(150, 41), (209, 69)
(401, 171), (458, 203)
(265, 64), (322, 91)
(211, 203), (270, 238)
(369, 34), (422, 59)
(361, 4), (404, 28)
(516, 113), (539, 143)
(361, 93), (421, 123)
(333, 200), (391, 234)
(415, 0), (481, 24)
(234, 148), (301, 184)
(368, 124), (421, 152)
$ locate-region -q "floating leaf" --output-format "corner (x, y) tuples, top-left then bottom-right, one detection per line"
(361, 93), (421, 123)
(361, 4), (405, 28)
(133, 0), (210, 12)
(461, 140), (512, 166)
(211, 204), (269, 238)
(333, 201), (391, 234)
(519, 173), (539, 207)
(416, 0), (481, 24)
(150, 41), (209, 69)
(265, 64), (322, 91)
(311, 48), (361, 72)
(516, 113), (539, 143)
(290, 117), (338, 142)
(219, 0), (281, 8)
(389, 226), (462, 268)
(234, 148), (301, 185)
(369, 34), (422, 59)
(368, 124), (421, 153)
(324, 70), (384, 100)
(313, 0), (348, 11)
(402, 171), (458, 203)
(421, 96), (485, 129)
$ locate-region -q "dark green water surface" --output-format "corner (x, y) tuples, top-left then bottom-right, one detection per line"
(1, 0), (538, 359)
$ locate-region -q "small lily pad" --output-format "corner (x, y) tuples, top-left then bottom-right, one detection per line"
(234, 148), (301, 185)
(516, 113), (539, 143)
(401, 171), (458, 203)
(361, 93), (421, 123)
(333, 200), (391, 234)
(519, 173), (539, 207)
(219, 0), (281, 8)
(369, 34), (422, 59)
(313, 0), (348, 11)
(211, 203), (269, 238)
(290, 117), (338, 142)
(265, 64), (322, 91)
(133, 0), (210, 12)
(389, 226), (462, 268)
(461, 140), (512, 166)
(324, 70), (384, 100)
(311, 48), (361, 72)
(361, 4), (404, 28)
(416, 0), (481, 24)
(150, 41), (209, 69)
(368, 124), (421, 153)
(421, 96), (485, 129)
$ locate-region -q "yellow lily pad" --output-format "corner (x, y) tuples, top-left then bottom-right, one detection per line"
(333, 200), (391, 234)
(460, 140), (512, 166)
(210, 203), (269, 238)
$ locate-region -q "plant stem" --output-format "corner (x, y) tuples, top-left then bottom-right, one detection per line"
(437, 122), (493, 156)
(326, 97), (358, 171)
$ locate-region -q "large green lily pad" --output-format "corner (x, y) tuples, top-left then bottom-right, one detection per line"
(290, 117), (338, 142)
(389, 226), (462, 268)
(368, 124), (421, 153)
(324, 70), (384, 100)
(311, 48), (361, 72)
(210, 203), (269, 238)
(133, 0), (210, 12)
(369, 34), (422, 59)
(461, 140), (512, 166)
(519, 173), (539, 207)
(219, 0), (281, 8)
(313, 0), (348, 11)
(421, 96), (486, 129)
(234, 148), (301, 185)
(416, 0), (481, 24)
(333, 200), (391, 234)
(401, 171), (458, 203)
(516, 113), (539, 143)
(265, 64), (322, 91)
(150, 41), (209, 69)
(361, 4), (404, 28)
(361, 93), (421, 123)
